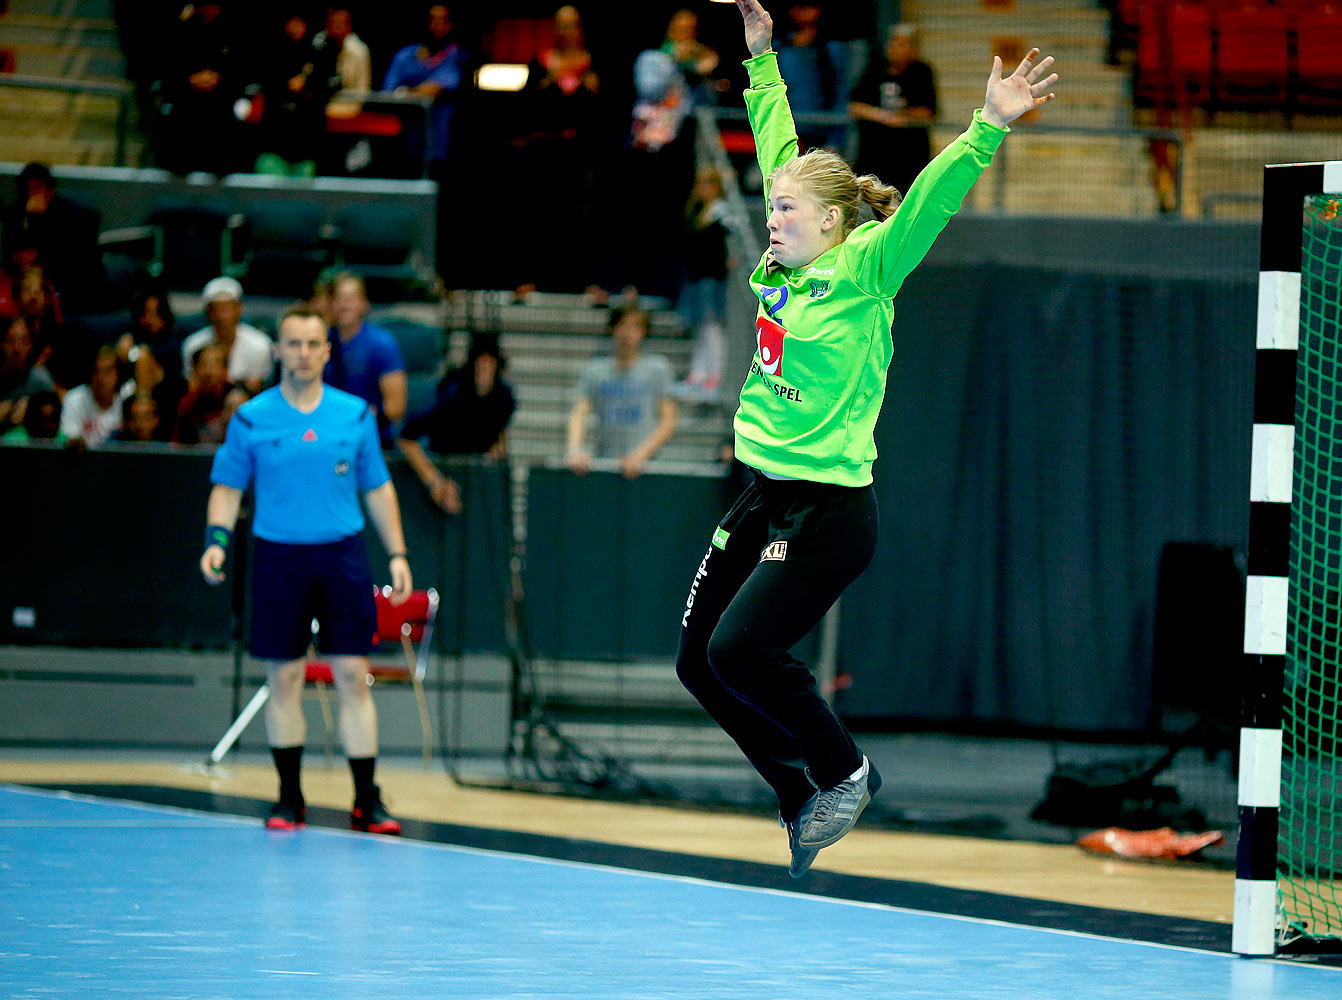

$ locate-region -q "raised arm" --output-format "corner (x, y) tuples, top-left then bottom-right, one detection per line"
(982, 48), (1057, 128)
(735, 0), (773, 58)
(735, 1), (798, 208)
(848, 48), (1059, 298)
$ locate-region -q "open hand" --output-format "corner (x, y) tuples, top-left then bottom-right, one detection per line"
(982, 48), (1058, 128)
(734, 0), (774, 58)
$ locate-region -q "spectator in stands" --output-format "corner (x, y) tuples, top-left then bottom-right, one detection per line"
(382, 5), (471, 280)
(630, 49), (692, 155)
(174, 342), (233, 444)
(1, 388), (64, 444)
(158, 2), (242, 175)
(323, 272), (407, 445)
(254, 10), (338, 177)
(662, 8), (724, 106)
(603, 49), (697, 302)
(60, 345), (127, 448)
(12, 266), (76, 391)
(398, 333), (514, 513)
(118, 286), (181, 368)
(220, 383), (253, 433)
(848, 23), (938, 197)
(117, 287), (185, 437)
(776, 3), (846, 150)
(109, 393), (161, 444)
(16, 266), (63, 339)
(534, 6), (600, 103)
(307, 276), (336, 326)
(317, 5), (375, 174)
(512, 5), (601, 294)
(1, 163), (101, 305)
(566, 304), (677, 479)
(0, 316), (53, 434)
(315, 5), (371, 116)
(677, 167), (736, 397)
(181, 277), (273, 394)
(383, 4), (469, 170)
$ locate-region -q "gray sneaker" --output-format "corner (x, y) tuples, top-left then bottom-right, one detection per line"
(781, 809), (820, 878)
(798, 756), (882, 849)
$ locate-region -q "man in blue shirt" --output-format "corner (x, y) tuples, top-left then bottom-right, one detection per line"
(200, 306), (413, 834)
(382, 4), (467, 167)
(324, 272), (407, 446)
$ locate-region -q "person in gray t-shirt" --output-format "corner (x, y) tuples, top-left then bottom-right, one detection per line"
(566, 305), (678, 477)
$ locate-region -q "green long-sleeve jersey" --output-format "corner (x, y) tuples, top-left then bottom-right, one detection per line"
(733, 52), (1007, 487)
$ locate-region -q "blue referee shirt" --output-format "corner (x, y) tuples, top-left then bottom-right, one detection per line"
(210, 385), (391, 544)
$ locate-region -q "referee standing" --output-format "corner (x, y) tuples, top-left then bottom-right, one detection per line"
(200, 306), (413, 834)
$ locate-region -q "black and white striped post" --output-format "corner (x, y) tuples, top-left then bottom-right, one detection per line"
(1234, 159), (1342, 956)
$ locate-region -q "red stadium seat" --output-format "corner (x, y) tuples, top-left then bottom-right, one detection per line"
(1214, 3), (1290, 107)
(1169, 2), (1213, 104)
(482, 17), (552, 64)
(207, 587), (440, 766)
(1295, 5), (1342, 111)
(1133, 0), (1170, 107)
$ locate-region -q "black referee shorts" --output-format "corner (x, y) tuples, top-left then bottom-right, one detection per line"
(249, 534), (376, 662)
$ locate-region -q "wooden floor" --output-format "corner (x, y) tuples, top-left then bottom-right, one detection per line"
(0, 753), (1235, 925)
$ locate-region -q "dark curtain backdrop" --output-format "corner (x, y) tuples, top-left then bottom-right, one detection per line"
(835, 262), (1259, 732)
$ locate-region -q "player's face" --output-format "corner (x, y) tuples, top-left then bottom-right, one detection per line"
(276, 317), (331, 382)
(766, 176), (836, 268)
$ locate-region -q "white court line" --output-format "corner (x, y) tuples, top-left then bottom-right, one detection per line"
(5, 782), (1337, 969)
(0, 783), (259, 829)
(0, 818), (244, 827)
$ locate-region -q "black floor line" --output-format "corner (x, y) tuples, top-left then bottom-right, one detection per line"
(24, 780), (1244, 954)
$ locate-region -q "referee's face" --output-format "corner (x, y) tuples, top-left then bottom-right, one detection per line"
(276, 315), (331, 385)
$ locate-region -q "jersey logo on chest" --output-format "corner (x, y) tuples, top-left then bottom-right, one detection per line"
(757, 285), (789, 376)
(302, 428), (317, 442)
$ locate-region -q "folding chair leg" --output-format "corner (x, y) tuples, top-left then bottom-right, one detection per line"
(208, 684), (271, 765)
(314, 680), (336, 767)
(411, 676), (434, 767)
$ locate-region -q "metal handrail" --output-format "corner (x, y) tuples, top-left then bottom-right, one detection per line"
(0, 77), (437, 174)
(0, 73), (134, 166)
(707, 106), (1186, 215)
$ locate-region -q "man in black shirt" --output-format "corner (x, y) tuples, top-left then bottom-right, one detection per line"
(847, 24), (938, 197)
(397, 334), (516, 513)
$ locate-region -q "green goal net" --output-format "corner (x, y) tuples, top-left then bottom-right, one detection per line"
(1283, 193), (1342, 946)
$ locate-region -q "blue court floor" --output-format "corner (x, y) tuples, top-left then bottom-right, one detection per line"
(2, 784), (1339, 1000)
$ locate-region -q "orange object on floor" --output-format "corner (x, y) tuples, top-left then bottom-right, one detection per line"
(1077, 826), (1224, 860)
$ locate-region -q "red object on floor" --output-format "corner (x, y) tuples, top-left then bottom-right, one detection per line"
(1077, 826), (1224, 860)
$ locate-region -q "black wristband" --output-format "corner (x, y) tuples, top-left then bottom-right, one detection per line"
(388, 552), (409, 561)
(205, 525), (232, 552)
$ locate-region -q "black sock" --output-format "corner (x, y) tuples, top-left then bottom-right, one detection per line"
(271, 745), (303, 805)
(349, 756), (377, 802)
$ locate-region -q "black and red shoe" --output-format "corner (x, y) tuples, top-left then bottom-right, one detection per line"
(265, 799), (306, 830)
(350, 788), (401, 835)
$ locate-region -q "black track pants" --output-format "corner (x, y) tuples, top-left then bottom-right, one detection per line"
(675, 474), (879, 821)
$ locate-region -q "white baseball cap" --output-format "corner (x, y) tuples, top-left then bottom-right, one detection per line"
(202, 276), (243, 303)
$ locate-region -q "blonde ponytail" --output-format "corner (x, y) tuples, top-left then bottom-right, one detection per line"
(856, 174), (900, 223)
(771, 150), (903, 240)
